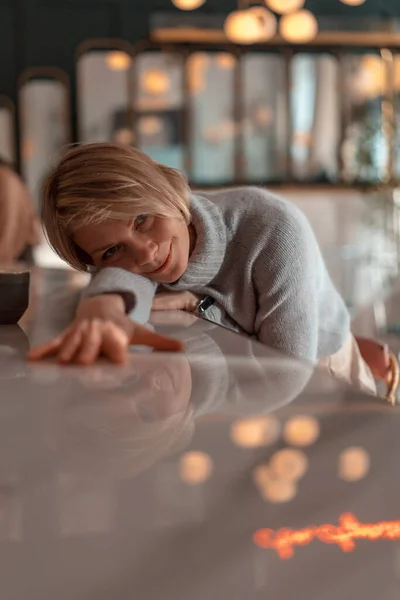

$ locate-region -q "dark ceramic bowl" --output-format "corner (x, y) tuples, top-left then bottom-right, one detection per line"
(0, 270), (30, 325)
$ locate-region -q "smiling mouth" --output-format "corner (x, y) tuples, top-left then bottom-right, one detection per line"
(151, 247), (172, 275)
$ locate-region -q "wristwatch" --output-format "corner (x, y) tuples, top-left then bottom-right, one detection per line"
(197, 296), (215, 315)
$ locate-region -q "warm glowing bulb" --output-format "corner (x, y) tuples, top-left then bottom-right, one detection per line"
(279, 9), (318, 43)
(215, 53), (237, 70)
(224, 8), (276, 45)
(230, 416), (281, 448)
(265, 0), (305, 15)
(113, 128), (134, 145)
(189, 52), (209, 71)
(105, 51), (132, 72)
(355, 55), (385, 99)
(249, 6), (277, 39)
(179, 451), (213, 485)
(338, 447), (370, 482)
(283, 416), (320, 447)
(254, 105), (273, 127)
(141, 70), (171, 95)
(137, 116), (163, 136)
(339, 0), (366, 5)
(171, 0), (206, 9)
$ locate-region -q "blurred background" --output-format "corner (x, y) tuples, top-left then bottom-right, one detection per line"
(2, 0), (400, 309)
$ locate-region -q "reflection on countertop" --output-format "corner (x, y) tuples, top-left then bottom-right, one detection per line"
(0, 267), (398, 600)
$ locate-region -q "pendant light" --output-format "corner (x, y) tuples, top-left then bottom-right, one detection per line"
(280, 9), (318, 43)
(265, 0), (305, 15)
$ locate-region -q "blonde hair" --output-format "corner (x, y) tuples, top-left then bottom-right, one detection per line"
(41, 142), (191, 271)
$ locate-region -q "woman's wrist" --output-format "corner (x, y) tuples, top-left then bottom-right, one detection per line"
(77, 293), (126, 320)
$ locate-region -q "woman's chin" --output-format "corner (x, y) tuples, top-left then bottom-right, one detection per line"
(156, 263), (187, 285)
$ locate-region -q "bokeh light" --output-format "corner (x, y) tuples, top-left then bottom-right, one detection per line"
(279, 10), (318, 43)
(137, 116), (164, 136)
(265, 0), (305, 15)
(259, 479), (297, 503)
(141, 70), (171, 95)
(215, 53), (237, 70)
(171, 0), (206, 9)
(224, 8), (276, 45)
(179, 451), (214, 485)
(269, 448), (309, 481)
(338, 447), (370, 482)
(283, 415), (320, 447)
(230, 415), (281, 448)
(339, 0), (366, 5)
(105, 51), (131, 72)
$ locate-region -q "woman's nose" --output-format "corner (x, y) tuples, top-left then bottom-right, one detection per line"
(131, 238), (157, 268)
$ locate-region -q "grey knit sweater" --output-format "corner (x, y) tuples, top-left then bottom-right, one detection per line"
(83, 187), (350, 362)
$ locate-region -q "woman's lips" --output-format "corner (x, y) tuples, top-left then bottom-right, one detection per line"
(151, 246), (172, 275)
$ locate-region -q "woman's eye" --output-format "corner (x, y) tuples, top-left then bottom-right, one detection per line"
(101, 246), (120, 262)
(135, 215), (147, 228)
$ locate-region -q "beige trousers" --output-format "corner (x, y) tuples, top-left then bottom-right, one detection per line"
(319, 334), (377, 396)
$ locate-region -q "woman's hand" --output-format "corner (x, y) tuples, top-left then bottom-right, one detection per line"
(152, 291), (201, 312)
(27, 294), (183, 365)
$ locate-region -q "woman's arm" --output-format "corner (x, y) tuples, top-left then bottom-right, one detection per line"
(81, 267), (158, 325)
(253, 205), (321, 363)
(27, 269), (180, 364)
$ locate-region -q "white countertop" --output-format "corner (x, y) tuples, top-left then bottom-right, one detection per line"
(0, 268), (398, 600)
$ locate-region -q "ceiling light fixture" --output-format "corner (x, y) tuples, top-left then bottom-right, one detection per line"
(265, 0), (305, 15)
(171, 0), (206, 10)
(339, 0), (366, 5)
(279, 9), (318, 43)
(224, 6), (276, 44)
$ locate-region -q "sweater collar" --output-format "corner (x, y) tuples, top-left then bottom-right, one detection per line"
(167, 193), (227, 290)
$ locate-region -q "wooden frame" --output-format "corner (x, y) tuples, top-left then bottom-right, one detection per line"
(0, 95), (16, 166)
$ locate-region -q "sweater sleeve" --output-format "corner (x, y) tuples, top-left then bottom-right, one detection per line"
(253, 205), (320, 363)
(81, 267), (157, 325)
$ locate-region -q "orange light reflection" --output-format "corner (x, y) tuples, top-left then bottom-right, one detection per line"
(253, 513), (400, 559)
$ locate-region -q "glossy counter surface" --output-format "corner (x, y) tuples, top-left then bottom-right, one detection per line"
(0, 268), (398, 600)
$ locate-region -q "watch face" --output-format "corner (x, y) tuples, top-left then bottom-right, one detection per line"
(199, 297), (215, 313)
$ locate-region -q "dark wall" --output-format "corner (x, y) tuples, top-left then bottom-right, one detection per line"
(0, 0), (151, 101)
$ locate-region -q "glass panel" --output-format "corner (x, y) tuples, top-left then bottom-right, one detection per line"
(243, 54), (287, 183)
(77, 50), (131, 144)
(341, 54), (386, 184)
(134, 52), (184, 171)
(0, 101), (14, 165)
(393, 55), (400, 179)
(19, 78), (70, 206)
(189, 52), (235, 184)
(291, 54), (340, 183)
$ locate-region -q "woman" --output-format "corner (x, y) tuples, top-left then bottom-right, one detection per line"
(0, 159), (40, 264)
(27, 143), (376, 393)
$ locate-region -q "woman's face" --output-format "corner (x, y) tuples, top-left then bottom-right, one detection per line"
(73, 215), (191, 284)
